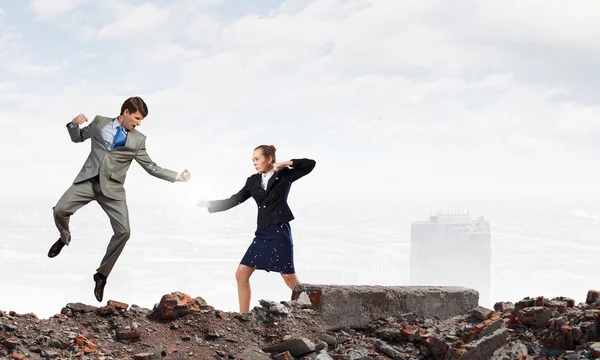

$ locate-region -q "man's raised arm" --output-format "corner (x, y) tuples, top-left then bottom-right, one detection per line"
(66, 114), (93, 143)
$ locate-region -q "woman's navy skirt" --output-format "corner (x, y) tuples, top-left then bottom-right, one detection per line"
(240, 222), (295, 274)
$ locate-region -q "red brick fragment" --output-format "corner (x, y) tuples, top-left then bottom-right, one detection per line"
(107, 300), (128, 310)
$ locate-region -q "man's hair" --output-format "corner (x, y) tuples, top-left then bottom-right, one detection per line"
(120, 97), (148, 117)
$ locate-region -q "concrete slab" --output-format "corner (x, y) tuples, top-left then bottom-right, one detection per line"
(292, 284), (479, 330)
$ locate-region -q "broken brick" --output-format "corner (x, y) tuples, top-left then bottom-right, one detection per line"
(107, 300), (129, 310)
(472, 306), (493, 321)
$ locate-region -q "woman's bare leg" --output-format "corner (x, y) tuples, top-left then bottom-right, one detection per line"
(236, 264), (256, 313)
(281, 273), (301, 291)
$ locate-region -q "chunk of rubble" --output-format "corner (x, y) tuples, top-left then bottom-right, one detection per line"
(264, 337), (316, 357)
(452, 329), (509, 359)
(258, 299), (290, 316)
(107, 300), (128, 310)
(272, 351), (293, 360)
(281, 292), (314, 309)
(491, 340), (530, 360)
(517, 306), (556, 328)
(471, 306), (493, 321)
(587, 290), (600, 304)
(150, 291), (210, 320)
(588, 342), (600, 358)
(62, 303), (97, 314)
(494, 301), (515, 312)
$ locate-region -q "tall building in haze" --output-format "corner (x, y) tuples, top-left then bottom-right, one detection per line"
(410, 212), (491, 306)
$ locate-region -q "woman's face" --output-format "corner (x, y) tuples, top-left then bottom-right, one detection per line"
(253, 149), (272, 173)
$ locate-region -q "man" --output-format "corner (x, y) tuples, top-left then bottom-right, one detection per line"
(49, 96), (191, 302)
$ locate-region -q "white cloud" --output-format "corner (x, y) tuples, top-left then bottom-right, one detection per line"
(2, 0), (600, 201)
(7, 58), (67, 76)
(0, 26), (21, 53)
(133, 42), (194, 65)
(29, 0), (87, 19)
(471, 0), (600, 48)
(0, 7), (66, 78)
(552, 103), (600, 134)
(572, 210), (600, 222)
(0, 81), (17, 91)
(96, 2), (171, 38)
(183, 13), (221, 44)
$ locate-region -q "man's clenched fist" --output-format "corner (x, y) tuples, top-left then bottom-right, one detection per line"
(177, 169), (191, 182)
(71, 114), (88, 125)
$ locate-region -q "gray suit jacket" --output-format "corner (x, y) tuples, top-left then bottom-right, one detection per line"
(68, 115), (178, 201)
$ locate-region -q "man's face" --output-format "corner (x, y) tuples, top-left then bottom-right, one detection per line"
(122, 109), (144, 131)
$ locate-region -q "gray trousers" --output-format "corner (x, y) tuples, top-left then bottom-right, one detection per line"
(53, 178), (130, 277)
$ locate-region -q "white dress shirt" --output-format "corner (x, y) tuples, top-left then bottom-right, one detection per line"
(100, 118), (128, 149)
(261, 170), (275, 190)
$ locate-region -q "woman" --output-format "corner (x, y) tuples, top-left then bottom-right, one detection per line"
(197, 145), (316, 313)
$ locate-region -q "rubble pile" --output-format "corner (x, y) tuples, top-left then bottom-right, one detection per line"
(0, 292), (328, 360)
(3, 289), (600, 359)
(306, 290), (600, 360)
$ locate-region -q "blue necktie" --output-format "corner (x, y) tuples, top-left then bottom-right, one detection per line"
(113, 126), (126, 149)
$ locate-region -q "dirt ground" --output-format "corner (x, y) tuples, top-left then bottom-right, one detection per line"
(3, 290), (600, 360)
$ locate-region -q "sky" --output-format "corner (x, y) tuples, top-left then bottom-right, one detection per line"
(0, 0), (599, 204)
(1, 0), (600, 314)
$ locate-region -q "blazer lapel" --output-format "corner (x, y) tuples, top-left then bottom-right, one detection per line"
(253, 172), (281, 204)
(93, 117), (111, 149)
(122, 129), (136, 149)
(265, 171), (280, 192)
(251, 174), (266, 201)
(259, 172), (281, 204)
(255, 173), (280, 206)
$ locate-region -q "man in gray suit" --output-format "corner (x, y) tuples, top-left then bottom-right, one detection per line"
(48, 96), (191, 302)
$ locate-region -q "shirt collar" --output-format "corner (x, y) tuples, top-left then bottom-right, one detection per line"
(261, 170), (275, 178)
(113, 117), (128, 133)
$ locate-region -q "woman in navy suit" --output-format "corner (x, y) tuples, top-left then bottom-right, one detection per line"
(198, 145), (316, 313)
